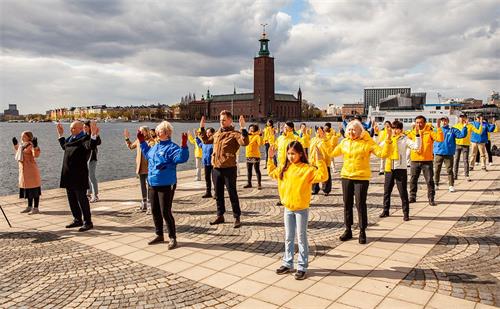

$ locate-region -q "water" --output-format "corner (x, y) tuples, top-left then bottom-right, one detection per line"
(0, 121), (332, 196)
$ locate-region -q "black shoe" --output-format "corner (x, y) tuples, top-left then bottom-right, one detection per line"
(429, 200), (437, 206)
(409, 198), (416, 203)
(324, 192), (330, 196)
(243, 184), (252, 189)
(339, 229), (353, 241)
(148, 235), (164, 245)
(209, 215), (225, 225)
(78, 224), (93, 232)
(233, 218), (241, 228)
(379, 211), (389, 218)
(403, 214), (410, 221)
(295, 271), (306, 280)
(378, 171), (384, 175)
(276, 266), (292, 275)
(202, 193), (212, 198)
(311, 191), (318, 195)
(66, 221), (83, 228)
(359, 229), (366, 244)
(167, 238), (177, 250)
(257, 184), (262, 190)
(276, 201), (282, 206)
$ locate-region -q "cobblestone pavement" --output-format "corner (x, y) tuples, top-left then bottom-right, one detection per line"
(400, 180), (500, 306)
(0, 231), (244, 309)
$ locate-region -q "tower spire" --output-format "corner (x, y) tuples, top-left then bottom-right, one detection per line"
(258, 24), (270, 57)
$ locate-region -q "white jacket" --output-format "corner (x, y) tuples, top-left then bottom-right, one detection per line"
(382, 135), (421, 170)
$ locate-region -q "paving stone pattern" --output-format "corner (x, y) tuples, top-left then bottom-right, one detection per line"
(0, 232), (245, 308)
(401, 180), (500, 306)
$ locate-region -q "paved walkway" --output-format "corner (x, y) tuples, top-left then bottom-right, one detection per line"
(1, 153), (499, 308)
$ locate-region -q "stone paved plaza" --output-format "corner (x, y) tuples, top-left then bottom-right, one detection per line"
(1, 149), (499, 308)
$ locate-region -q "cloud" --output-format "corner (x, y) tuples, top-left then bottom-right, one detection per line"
(0, 0), (498, 114)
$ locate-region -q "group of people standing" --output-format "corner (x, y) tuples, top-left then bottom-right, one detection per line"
(12, 111), (497, 281)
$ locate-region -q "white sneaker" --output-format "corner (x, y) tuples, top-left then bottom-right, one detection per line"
(488, 162), (492, 166)
(449, 186), (455, 192)
(89, 196), (99, 203)
(466, 176), (471, 182)
(435, 185), (440, 190)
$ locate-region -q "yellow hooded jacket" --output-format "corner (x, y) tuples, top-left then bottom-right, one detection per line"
(246, 132), (264, 158)
(330, 131), (392, 180)
(188, 133), (202, 158)
(276, 131), (299, 166)
(309, 135), (333, 166)
(268, 160), (328, 211)
(406, 124), (444, 161)
(453, 122), (483, 146)
(298, 129), (312, 149)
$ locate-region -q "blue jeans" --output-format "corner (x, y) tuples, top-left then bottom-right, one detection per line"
(283, 208), (309, 272)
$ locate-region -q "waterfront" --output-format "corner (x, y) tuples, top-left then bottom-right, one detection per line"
(0, 121), (330, 196)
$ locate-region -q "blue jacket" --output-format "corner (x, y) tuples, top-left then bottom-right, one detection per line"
(140, 139), (189, 186)
(470, 121), (496, 143)
(433, 125), (467, 156)
(196, 137), (213, 166)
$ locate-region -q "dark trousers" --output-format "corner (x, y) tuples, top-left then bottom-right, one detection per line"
(410, 161), (435, 202)
(341, 178), (369, 230)
(434, 154), (454, 186)
(476, 140), (493, 163)
(264, 143), (277, 166)
(454, 145), (470, 177)
(383, 169), (409, 215)
(149, 184), (176, 239)
(312, 167), (332, 194)
(213, 167), (241, 218)
(204, 165), (214, 194)
(66, 188), (92, 225)
(246, 161), (262, 185)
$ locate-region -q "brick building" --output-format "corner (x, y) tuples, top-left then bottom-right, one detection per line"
(189, 31), (302, 121)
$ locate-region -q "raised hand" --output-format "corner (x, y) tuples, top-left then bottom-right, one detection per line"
(268, 145), (276, 159)
(373, 122), (379, 133)
(314, 145), (323, 162)
(12, 137), (18, 146)
(56, 122), (64, 137)
(137, 129), (145, 143)
(239, 115), (246, 128)
(124, 128), (130, 139)
(386, 127), (392, 139)
(437, 118), (441, 128)
(415, 126), (420, 136)
(90, 120), (99, 136)
(200, 115), (206, 128)
(317, 126), (325, 138)
(181, 132), (188, 147)
(32, 137), (38, 148)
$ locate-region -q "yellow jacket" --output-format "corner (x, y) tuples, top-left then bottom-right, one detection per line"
(298, 129), (311, 149)
(309, 136), (333, 165)
(488, 124), (499, 140)
(268, 160), (328, 211)
(188, 134), (202, 158)
(263, 126), (276, 144)
(276, 131), (299, 165)
(453, 123), (482, 146)
(246, 132), (264, 158)
(326, 130), (340, 148)
(406, 124), (443, 161)
(377, 129), (389, 144)
(330, 131), (392, 180)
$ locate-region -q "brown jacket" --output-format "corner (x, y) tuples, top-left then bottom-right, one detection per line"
(126, 138), (155, 174)
(15, 145), (42, 189)
(199, 126), (249, 168)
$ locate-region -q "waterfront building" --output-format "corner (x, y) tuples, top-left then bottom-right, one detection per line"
(188, 30), (302, 121)
(4, 104), (19, 116)
(364, 87), (411, 113)
(341, 103), (364, 116)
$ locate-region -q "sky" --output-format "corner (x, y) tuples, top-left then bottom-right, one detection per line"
(1, 0), (499, 114)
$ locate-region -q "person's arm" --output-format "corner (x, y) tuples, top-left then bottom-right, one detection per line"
(454, 126), (468, 139)
(371, 137), (392, 159)
(237, 129), (250, 146)
(487, 123), (496, 132)
(12, 137), (19, 152)
(170, 143), (190, 164)
(188, 133), (196, 145)
(431, 127), (444, 142)
(96, 135), (102, 146)
(329, 140), (344, 158)
(195, 136), (203, 148)
(126, 139), (138, 150)
(308, 158), (328, 184)
(406, 134), (421, 150)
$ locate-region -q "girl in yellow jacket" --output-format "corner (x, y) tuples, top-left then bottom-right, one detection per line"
(188, 129), (203, 181)
(298, 123), (312, 156)
(244, 124), (264, 189)
(275, 121), (299, 167)
(330, 120), (392, 244)
(268, 141), (328, 280)
(263, 119), (277, 169)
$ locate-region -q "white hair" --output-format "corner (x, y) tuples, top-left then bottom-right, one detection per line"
(156, 121), (173, 135)
(346, 120), (364, 133)
(139, 126), (149, 133)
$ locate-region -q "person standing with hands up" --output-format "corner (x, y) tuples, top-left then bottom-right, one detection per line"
(139, 121), (189, 249)
(57, 120), (99, 232)
(13, 131), (42, 214)
(198, 110), (249, 228)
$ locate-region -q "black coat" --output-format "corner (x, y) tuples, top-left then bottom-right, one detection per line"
(58, 135), (98, 190)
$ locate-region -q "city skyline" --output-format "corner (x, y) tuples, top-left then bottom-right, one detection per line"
(1, 0), (499, 114)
